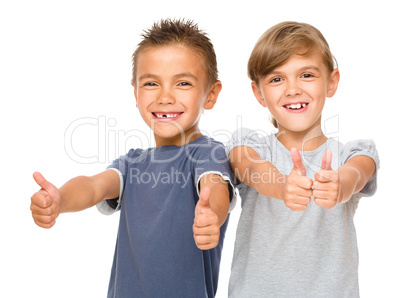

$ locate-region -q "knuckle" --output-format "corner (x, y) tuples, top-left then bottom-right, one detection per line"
(43, 207), (53, 216)
(287, 175), (296, 184)
(36, 220), (52, 229)
(41, 198), (51, 207)
(211, 214), (219, 224)
(335, 184), (340, 193)
(42, 216), (53, 224)
(287, 185), (295, 194)
(32, 213), (40, 221)
(43, 222), (54, 229)
(31, 193), (41, 205)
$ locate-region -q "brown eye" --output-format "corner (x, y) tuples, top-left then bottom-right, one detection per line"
(270, 77), (282, 83)
(301, 73), (314, 78)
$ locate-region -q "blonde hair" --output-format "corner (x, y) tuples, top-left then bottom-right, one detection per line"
(132, 19), (218, 88)
(248, 21), (337, 128)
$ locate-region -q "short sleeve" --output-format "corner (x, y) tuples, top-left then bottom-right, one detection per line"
(96, 149), (136, 215)
(96, 168), (124, 215)
(341, 139), (380, 197)
(194, 139), (237, 211)
(225, 128), (268, 160)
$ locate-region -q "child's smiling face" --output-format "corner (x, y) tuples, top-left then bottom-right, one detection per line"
(252, 51), (340, 134)
(133, 44), (221, 147)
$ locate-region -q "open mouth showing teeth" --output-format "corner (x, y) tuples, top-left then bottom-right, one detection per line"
(152, 112), (182, 118)
(284, 103), (308, 110)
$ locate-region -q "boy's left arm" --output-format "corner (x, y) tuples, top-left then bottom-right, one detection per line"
(313, 150), (376, 208)
(193, 174), (230, 250)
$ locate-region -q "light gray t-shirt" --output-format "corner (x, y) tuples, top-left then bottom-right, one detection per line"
(227, 128), (379, 298)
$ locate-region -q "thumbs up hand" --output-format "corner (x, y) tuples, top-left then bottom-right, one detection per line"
(282, 148), (313, 211)
(193, 187), (220, 250)
(313, 149), (340, 209)
(30, 172), (61, 229)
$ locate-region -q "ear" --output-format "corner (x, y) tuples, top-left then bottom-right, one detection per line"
(326, 69), (340, 98)
(251, 81), (267, 107)
(204, 81), (222, 110)
(131, 81), (139, 107)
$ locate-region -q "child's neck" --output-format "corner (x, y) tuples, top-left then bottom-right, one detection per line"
(154, 130), (203, 147)
(275, 123), (327, 151)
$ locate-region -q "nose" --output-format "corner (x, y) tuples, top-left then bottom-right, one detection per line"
(285, 79), (302, 97)
(157, 88), (175, 105)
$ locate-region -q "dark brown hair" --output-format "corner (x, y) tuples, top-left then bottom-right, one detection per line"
(132, 19), (218, 87)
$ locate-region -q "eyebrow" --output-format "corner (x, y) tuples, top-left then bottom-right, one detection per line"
(138, 72), (199, 81)
(174, 72), (198, 80)
(138, 74), (159, 81)
(299, 65), (322, 73)
(269, 65), (322, 76)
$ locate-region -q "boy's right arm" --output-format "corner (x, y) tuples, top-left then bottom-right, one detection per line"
(30, 170), (120, 229)
(229, 146), (313, 211)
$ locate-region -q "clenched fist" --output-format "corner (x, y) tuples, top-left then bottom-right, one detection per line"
(282, 148), (313, 211)
(30, 172), (61, 228)
(313, 149), (340, 209)
(193, 187), (220, 250)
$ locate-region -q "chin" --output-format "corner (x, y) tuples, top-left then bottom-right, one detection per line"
(279, 123), (314, 133)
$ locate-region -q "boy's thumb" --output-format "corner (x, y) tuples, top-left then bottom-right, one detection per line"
(195, 187), (211, 215)
(33, 172), (54, 192)
(199, 187), (210, 207)
(291, 148), (306, 176)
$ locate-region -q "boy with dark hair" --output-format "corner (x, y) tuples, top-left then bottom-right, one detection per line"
(31, 19), (235, 297)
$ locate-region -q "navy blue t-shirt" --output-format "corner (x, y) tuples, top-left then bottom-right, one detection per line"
(104, 136), (234, 297)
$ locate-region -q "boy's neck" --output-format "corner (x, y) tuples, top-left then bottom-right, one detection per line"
(275, 123), (327, 151)
(154, 130), (203, 147)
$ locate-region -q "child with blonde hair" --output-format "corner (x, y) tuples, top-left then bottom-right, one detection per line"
(227, 21), (379, 297)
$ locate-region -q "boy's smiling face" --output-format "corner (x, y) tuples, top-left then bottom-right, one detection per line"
(252, 51), (340, 134)
(133, 45), (221, 147)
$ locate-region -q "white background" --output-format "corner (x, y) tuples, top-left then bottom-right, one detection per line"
(1, 0), (400, 297)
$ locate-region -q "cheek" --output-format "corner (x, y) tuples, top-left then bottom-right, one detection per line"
(262, 89), (281, 105)
(265, 98), (280, 113)
(136, 93), (153, 110)
(135, 102), (150, 120)
(188, 94), (206, 111)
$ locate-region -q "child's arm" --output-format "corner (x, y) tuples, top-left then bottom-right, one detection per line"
(193, 174), (230, 250)
(229, 146), (313, 211)
(30, 170), (120, 228)
(313, 151), (376, 208)
(229, 146), (285, 198)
